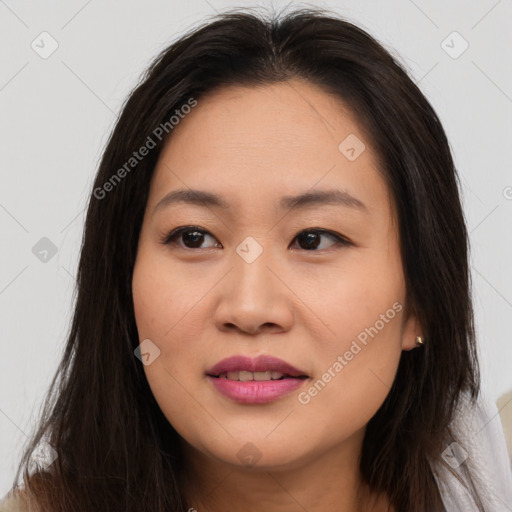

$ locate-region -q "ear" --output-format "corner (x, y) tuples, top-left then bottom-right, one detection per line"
(401, 302), (424, 351)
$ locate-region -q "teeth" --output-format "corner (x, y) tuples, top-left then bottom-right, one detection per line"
(239, 371), (253, 382)
(254, 371), (272, 381)
(218, 371), (286, 381)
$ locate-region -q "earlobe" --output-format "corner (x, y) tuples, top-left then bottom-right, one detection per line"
(402, 336), (425, 352)
(401, 304), (425, 351)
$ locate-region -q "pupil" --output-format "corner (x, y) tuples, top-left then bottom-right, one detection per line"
(299, 232), (320, 250)
(183, 231), (204, 248)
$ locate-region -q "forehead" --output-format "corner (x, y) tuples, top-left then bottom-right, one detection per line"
(148, 80), (392, 220)
(165, 79), (367, 155)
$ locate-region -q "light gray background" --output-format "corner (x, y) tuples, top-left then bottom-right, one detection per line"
(1, 0), (511, 495)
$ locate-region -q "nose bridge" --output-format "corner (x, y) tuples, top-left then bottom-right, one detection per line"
(212, 233), (293, 334)
(231, 234), (275, 300)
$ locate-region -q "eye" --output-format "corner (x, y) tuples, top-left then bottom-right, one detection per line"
(161, 226), (352, 251)
(161, 226), (220, 250)
(289, 228), (352, 251)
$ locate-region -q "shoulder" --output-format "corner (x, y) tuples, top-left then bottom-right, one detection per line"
(0, 490), (30, 512)
(432, 391), (512, 511)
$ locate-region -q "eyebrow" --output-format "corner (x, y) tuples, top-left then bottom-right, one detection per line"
(152, 188), (368, 215)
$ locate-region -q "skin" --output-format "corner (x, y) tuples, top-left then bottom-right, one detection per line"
(132, 79), (423, 512)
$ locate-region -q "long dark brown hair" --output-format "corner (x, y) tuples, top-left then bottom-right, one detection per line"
(7, 6), (484, 511)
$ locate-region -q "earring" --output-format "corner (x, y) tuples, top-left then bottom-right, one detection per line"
(415, 336), (424, 346)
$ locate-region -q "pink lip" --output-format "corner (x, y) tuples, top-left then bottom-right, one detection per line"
(205, 355), (309, 404)
(207, 376), (307, 404)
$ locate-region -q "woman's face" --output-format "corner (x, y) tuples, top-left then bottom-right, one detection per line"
(132, 79), (421, 472)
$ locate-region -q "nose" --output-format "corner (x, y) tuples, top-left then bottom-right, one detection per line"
(213, 245), (294, 336)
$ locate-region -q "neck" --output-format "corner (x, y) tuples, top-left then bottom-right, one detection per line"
(177, 430), (393, 512)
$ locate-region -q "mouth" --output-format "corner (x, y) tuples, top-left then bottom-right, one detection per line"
(208, 370), (309, 381)
(205, 354), (309, 381)
(205, 354), (310, 403)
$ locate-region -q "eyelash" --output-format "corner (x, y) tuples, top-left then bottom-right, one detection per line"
(160, 226), (352, 252)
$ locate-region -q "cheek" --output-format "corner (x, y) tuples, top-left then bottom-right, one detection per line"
(132, 252), (208, 415)
(298, 322), (402, 440)
(307, 263), (405, 356)
(132, 250), (200, 342)
(132, 253), (173, 334)
(298, 269), (404, 425)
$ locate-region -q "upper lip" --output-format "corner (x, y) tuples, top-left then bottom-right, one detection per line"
(206, 355), (309, 377)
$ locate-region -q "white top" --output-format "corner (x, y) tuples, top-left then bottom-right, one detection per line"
(431, 391), (512, 511)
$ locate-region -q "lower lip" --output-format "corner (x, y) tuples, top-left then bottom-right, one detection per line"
(206, 376), (307, 404)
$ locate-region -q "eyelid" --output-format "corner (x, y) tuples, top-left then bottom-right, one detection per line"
(160, 225), (353, 251)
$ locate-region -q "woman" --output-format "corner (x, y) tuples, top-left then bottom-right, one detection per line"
(2, 7), (511, 512)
